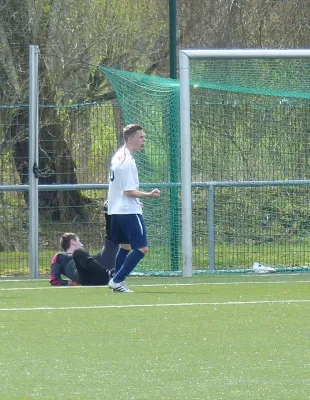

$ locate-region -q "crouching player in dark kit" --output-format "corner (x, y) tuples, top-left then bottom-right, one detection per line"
(50, 203), (118, 286)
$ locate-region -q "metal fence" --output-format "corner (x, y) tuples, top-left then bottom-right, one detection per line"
(0, 98), (121, 276)
(2, 179), (310, 277)
(0, 97), (182, 277)
(2, 51), (310, 277)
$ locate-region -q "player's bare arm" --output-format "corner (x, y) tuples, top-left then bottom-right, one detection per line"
(124, 189), (160, 198)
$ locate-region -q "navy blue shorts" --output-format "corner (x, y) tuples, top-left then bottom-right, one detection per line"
(110, 214), (148, 249)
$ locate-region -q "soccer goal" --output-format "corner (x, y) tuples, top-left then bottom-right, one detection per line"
(179, 49), (310, 277)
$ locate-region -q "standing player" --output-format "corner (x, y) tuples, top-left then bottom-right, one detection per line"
(108, 123), (160, 293)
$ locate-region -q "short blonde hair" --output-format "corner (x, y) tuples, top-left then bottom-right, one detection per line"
(123, 124), (144, 142)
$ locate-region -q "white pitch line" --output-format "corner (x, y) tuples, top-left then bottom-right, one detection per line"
(0, 272), (307, 282)
(1, 299), (310, 312)
(0, 280), (310, 291)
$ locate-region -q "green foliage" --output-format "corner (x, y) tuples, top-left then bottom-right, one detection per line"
(0, 192), (28, 254)
(193, 185), (310, 245)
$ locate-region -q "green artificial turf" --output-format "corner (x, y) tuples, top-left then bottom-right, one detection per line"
(0, 274), (310, 399)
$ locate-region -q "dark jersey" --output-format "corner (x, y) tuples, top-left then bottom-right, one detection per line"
(50, 253), (81, 286)
(50, 238), (118, 286)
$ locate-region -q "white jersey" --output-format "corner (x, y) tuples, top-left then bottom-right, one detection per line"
(108, 145), (142, 215)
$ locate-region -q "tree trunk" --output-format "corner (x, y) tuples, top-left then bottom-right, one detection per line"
(11, 107), (88, 221)
(112, 98), (125, 147)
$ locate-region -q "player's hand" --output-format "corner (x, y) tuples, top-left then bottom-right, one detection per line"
(150, 189), (160, 197)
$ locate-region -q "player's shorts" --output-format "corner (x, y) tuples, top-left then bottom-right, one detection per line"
(110, 214), (148, 249)
(73, 248), (110, 286)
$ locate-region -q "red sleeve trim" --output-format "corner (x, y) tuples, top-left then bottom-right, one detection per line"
(50, 274), (62, 286)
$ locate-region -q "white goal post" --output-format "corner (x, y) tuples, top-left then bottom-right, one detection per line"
(179, 48), (310, 277)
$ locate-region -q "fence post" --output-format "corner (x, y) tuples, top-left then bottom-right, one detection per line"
(180, 51), (192, 277)
(207, 185), (215, 271)
(29, 45), (40, 278)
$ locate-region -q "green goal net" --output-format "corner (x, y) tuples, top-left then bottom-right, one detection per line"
(101, 58), (310, 273)
(100, 67), (182, 274)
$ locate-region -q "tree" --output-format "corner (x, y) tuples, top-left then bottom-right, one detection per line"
(1, 0), (309, 222)
(0, 0), (170, 220)
(177, 0), (310, 49)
